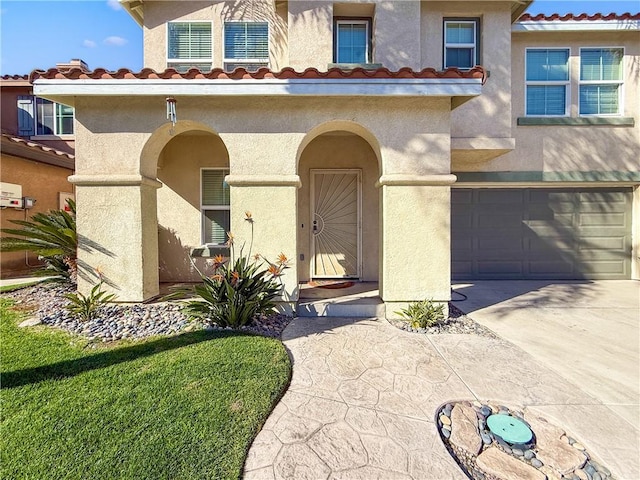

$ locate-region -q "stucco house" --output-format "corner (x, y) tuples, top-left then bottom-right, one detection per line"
(1, 70), (76, 278)
(30, 1), (639, 317)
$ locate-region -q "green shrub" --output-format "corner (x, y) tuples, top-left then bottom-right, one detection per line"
(64, 281), (117, 322)
(181, 254), (285, 329)
(396, 299), (445, 328)
(0, 199), (77, 282)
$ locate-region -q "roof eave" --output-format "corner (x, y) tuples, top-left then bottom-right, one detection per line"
(33, 77), (484, 105)
(512, 1), (533, 23)
(120, 0), (143, 27)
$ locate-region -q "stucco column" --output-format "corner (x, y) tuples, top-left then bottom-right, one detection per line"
(633, 185), (640, 280)
(70, 174), (161, 302)
(226, 175), (300, 314)
(378, 174), (456, 318)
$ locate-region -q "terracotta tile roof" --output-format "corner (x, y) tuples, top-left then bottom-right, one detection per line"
(1, 74), (29, 81)
(30, 66), (487, 83)
(1, 132), (75, 168)
(518, 12), (640, 21)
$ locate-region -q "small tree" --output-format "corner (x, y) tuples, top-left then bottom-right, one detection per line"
(0, 199), (77, 282)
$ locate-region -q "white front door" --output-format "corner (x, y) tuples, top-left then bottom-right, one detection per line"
(311, 169), (361, 278)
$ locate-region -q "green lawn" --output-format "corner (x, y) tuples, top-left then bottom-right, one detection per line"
(0, 298), (291, 480)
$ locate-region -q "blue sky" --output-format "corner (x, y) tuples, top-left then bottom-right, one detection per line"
(1, 0), (638, 75)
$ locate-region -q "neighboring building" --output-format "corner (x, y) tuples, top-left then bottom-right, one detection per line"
(1, 68), (77, 278)
(30, 1), (639, 315)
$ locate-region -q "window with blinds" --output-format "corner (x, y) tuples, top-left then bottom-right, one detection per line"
(525, 48), (570, 116)
(223, 22), (269, 71)
(444, 19), (479, 69)
(579, 48), (623, 116)
(201, 169), (230, 245)
(334, 20), (371, 64)
(167, 22), (212, 72)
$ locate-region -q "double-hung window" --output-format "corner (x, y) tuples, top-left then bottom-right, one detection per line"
(334, 19), (371, 64)
(525, 48), (570, 116)
(17, 96), (74, 137)
(443, 19), (479, 69)
(580, 48), (623, 116)
(201, 169), (230, 245)
(224, 22), (269, 71)
(167, 21), (213, 72)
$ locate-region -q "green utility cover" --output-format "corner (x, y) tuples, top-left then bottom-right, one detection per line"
(486, 415), (533, 445)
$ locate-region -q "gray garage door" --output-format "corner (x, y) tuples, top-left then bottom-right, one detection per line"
(452, 188), (633, 280)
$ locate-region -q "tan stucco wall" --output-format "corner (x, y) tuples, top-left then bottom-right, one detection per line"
(71, 94), (453, 302)
(297, 134), (380, 282)
(423, 1), (514, 141)
(0, 154), (74, 277)
(143, 0), (288, 72)
(453, 30), (640, 174)
(288, 1), (333, 70)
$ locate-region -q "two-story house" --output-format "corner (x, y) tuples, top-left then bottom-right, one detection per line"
(30, 1), (639, 315)
(1, 62), (78, 278)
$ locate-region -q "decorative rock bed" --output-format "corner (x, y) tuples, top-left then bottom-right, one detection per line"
(4, 282), (292, 341)
(437, 401), (614, 480)
(391, 303), (499, 337)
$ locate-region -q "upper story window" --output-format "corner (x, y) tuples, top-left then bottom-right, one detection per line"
(36, 98), (74, 136)
(167, 21), (213, 72)
(201, 169), (230, 245)
(334, 19), (372, 64)
(17, 95), (74, 138)
(580, 48), (623, 116)
(224, 22), (269, 71)
(525, 48), (570, 116)
(443, 19), (479, 70)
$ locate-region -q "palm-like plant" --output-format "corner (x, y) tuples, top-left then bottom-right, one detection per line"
(0, 199), (77, 281)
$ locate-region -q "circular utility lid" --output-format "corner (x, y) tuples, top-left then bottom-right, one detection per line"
(486, 414), (533, 445)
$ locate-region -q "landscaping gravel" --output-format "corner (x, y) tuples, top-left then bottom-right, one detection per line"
(3, 282), (292, 342)
(389, 302), (498, 338)
(4, 282), (495, 342)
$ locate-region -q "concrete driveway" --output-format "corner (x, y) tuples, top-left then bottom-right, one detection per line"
(453, 280), (639, 475)
(452, 280), (639, 424)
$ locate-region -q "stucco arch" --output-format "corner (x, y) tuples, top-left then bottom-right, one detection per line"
(139, 120), (224, 178)
(296, 120), (383, 176)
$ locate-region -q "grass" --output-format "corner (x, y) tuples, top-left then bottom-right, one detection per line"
(0, 279), (47, 293)
(0, 297), (291, 480)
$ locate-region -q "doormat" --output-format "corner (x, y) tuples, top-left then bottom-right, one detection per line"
(309, 280), (356, 289)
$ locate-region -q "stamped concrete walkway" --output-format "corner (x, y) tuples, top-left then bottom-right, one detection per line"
(244, 305), (639, 479)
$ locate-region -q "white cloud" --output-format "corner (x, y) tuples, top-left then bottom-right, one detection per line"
(83, 39), (97, 48)
(103, 36), (128, 47)
(106, 0), (122, 11)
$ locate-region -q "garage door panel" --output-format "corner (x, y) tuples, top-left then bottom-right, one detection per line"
(577, 213), (628, 227)
(452, 188), (632, 280)
(477, 261), (523, 275)
(529, 261), (575, 274)
(477, 189), (524, 203)
(452, 189), (473, 204)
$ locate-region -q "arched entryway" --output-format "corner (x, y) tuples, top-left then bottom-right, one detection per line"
(141, 122), (230, 283)
(297, 121), (382, 284)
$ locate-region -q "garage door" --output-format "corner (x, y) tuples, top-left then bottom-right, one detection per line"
(452, 188), (633, 280)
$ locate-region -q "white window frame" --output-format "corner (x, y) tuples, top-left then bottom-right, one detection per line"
(443, 19), (479, 70)
(524, 47), (571, 117)
(334, 19), (371, 64)
(166, 21), (213, 72)
(223, 21), (270, 71)
(32, 98), (75, 139)
(200, 168), (230, 246)
(579, 46), (624, 117)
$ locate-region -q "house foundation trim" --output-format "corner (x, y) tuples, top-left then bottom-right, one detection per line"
(376, 174), (457, 187)
(69, 174), (162, 188)
(225, 175), (302, 188)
